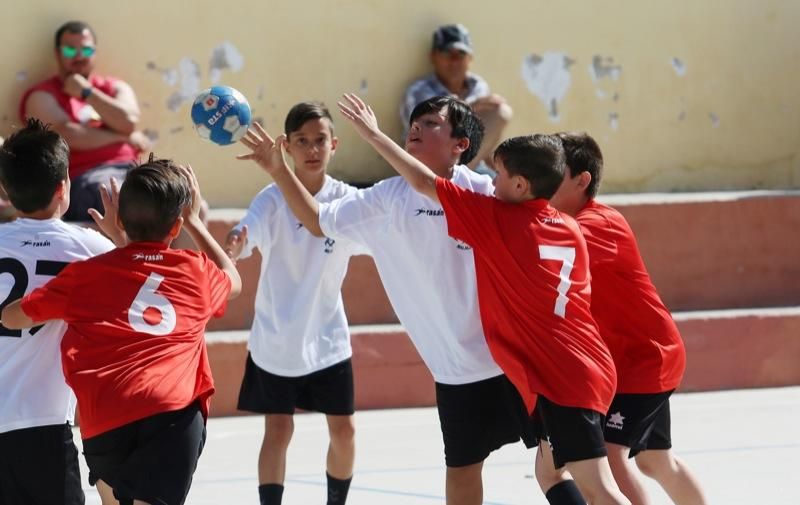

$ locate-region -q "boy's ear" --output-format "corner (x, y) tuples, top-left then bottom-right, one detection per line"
(577, 171), (592, 191)
(330, 136), (338, 155)
(168, 216), (184, 241)
(454, 136), (470, 155)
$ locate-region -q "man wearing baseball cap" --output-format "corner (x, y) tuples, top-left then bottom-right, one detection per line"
(400, 23), (513, 176)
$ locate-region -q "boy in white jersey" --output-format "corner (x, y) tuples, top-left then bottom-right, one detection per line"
(225, 102), (366, 505)
(0, 119), (114, 504)
(237, 96), (541, 505)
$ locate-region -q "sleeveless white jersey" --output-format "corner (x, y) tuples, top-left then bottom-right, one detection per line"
(319, 165), (503, 385)
(236, 176), (368, 377)
(0, 218), (114, 433)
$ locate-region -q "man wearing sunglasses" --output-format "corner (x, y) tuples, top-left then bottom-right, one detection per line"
(20, 20), (151, 222)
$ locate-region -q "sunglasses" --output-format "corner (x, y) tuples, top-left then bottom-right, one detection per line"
(60, 45), (96, 58)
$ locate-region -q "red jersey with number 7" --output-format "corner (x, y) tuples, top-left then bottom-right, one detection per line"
(20, 241), (231, 439)
(435, 177), (616, 414)
(576, 200), (685, 393)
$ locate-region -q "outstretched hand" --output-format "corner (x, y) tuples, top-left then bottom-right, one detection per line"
(237, 122), (289, 175)
(224, 225), (248, 261)
(88, 177), (127, 246)
(176, 164), (204, 224)
(337, 93), (381, 140)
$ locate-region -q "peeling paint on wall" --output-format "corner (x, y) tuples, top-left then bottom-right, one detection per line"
(209, 42), (244, 84)
(671, 58), (687, 76)
(709, 112), (720, 128)
(608, 112), (619, 130)
(360, 79), (368, 94)
(16, 71), (27, 82)
(589, 56), (622, 82)
(520, 52), (573, 122)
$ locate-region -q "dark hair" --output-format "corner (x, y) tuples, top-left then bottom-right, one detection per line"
(409, 96), (484, 165)
(118, 155), (191, 242)
(493, 134), (566, 199)
(54, 21), (96, 49)
(0, 119), (69, 213)
(284, 101), (333, 136)
(555, 132), (603, 198)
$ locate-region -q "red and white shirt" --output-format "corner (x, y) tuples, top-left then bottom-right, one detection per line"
(436, 178), (616, 414)
(577, 199), (686, 393)
(21, 242), (231, 439)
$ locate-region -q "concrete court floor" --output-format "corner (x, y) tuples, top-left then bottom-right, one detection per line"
(76, 385), (800, 505)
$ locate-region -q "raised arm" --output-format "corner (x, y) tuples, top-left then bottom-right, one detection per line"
(237, 122), (325, 237)
(176, 165), (242, 300)
(338, 93), (438, 202)
(63, 75), (141, 134)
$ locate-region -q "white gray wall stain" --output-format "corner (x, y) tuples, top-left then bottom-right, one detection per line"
(709, 112), (720, 128)
(589, 55), (622, 131)
(671, 57), (687, 76)
(209, 42), (245, 85)
(520, 52), (574, 122)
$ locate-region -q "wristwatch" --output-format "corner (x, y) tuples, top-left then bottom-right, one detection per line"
(80, 87), (93, 100)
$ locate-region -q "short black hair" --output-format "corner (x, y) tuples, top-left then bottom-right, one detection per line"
(119, 155), (191, 242)
(0, 119), (69, 214)
(409, 96), (484, 165)
(555, 132), (603, 198)
(284, 101), (333, 136)
(493, 134), (566, 199)
(54, 20), (96, 49)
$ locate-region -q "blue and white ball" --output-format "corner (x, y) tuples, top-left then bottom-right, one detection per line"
(191, 86), (251, 146)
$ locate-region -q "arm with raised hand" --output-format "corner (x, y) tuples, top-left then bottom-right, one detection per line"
(176, 164), (242, 300)
(338, 93), (439, 202)
(236, 123), (325, 237)
(88, 176), (128, 247)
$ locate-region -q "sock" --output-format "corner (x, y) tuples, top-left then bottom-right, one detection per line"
(326, 472), (352, 505)
(258, 483), (284, 505)
(545, 479), (586, 505)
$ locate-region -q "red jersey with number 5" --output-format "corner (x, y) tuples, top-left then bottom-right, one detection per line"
(577, 200), (685, 393)
(436, 178), (616, 414)
(21, 242), (231, 439)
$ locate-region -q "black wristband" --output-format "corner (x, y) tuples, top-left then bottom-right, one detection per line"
(80, 87), (93, 100)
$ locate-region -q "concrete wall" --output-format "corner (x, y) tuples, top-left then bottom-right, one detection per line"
(3, 1), (799, 207)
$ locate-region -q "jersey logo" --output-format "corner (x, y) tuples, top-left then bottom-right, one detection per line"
(414, 208), (444, 217)
(541, 217), (565, 225)
(132, 252), (165, 262)
(606, 411), (625, 430)
(323, 238), (335, 254)
(20, 239), (51, 248)
(455, 240), (471, 251)
(296, 222), (304, 229)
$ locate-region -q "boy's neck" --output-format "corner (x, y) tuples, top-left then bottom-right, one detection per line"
(295, 168), (326, 196)
(18, 208), (61, 221)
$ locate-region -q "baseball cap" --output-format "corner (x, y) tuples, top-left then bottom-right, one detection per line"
(432, 24), (473, 54)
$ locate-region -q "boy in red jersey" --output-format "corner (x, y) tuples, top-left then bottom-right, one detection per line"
(2, 158), (242, 505)
(336, 94), (629, 505)
(541, 131), (707, 505)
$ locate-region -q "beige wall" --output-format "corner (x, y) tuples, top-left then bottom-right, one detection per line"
(2, 1), (798, 206)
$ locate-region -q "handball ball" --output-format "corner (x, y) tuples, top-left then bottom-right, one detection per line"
(191, 86), (251, 146)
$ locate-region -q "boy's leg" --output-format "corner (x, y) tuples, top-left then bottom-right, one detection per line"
(535, 442), (586, 505)
(237, 353), (302, 505)
(606, 443), (651, 505)
(635, 450), (706, 505)
(537, 396), (630, 505)
(446, 462), (484, 505)
(325, 415), (355, 504)
(96, 479), (121, 505)
(259, 415), (294, 484)
(633, 402), (707, 505)
(436, 375), (539, 505)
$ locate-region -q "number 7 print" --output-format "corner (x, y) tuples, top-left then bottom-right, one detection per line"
(538, 245), (575, 317)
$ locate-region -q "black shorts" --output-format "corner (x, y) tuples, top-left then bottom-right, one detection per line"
(435, 374), (537, 468)
(82, 402), (206, 505)
(64, 163), (132, 222)
(237, 354), (355, 416)
(532, 396), (607, 468)
(0, 423), (84, 505)
(604, 390), (674, 457)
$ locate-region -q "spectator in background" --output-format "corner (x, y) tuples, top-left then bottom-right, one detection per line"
(400, 23), (512, 177)
(20, 20), (151, 222)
